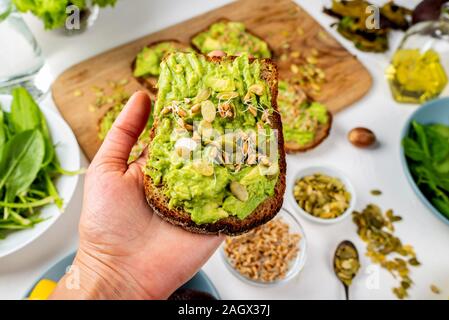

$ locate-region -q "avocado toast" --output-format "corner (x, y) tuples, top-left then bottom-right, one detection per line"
(278, 80), (332, 153)
(132, 40), (194, 93)
(144, 52), (286, 235)
(191, 19), (272, 58)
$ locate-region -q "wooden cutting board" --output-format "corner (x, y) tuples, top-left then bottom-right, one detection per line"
(52, 0), (372, 161)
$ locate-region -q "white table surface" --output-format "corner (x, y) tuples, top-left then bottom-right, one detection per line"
(1, 0), (448, 300)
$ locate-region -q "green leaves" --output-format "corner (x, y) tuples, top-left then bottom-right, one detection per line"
(11, 87), (54, 167)
(403, 121), (449, 219)
(0, 87), (80, 237)
(0, 130), (45, 199)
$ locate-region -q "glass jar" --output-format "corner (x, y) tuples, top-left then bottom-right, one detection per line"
(0, 0), (47, 99)
(386, 3), (449, 104)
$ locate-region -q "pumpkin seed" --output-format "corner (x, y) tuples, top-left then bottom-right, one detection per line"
(195, 88), (211, 103)
(353, 204), (420, 300)
(430, 285), (441, 295)
(193, 160), (214, 176)
(293, 174), (351, 219)
(230, 181), (249, 202)
(201, 100), (216, 123)
(248, 84), (265, 96)
(217, 91), (239, 100)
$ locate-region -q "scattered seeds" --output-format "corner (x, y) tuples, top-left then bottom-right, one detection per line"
(224, 218), (301, 282)
(293, 174), (351, 219)
(353, 204), (420, 299)
(431, 285), (441, 295)
(371, 189), (382, 196)
(334, 242), (360, 286)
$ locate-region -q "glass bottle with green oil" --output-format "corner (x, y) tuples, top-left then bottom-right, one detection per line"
(386, 3), (449, 104)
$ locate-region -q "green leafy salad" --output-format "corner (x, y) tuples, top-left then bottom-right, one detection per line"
(403, 121), (449, 218)
(0, 88), (78, 239)
(13, 0), (117, 30)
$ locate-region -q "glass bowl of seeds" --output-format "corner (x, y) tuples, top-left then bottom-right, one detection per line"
(221, 208), (307, 287)
(290, 166), (356, 224)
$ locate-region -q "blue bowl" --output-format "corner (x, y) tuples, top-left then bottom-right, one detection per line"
(24, 252), (220, 299)
(400, 97), (449, 226)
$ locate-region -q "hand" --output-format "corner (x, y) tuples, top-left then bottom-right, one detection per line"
(51, 91), (223, 300)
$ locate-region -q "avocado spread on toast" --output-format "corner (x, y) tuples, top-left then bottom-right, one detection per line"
(191, 21), (271, 59)
(146, 52), (279, 224)
(278, 80), (329, 147)
(133, 41), (194, 78)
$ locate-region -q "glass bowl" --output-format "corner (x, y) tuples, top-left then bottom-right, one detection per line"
(220, 207), (307, 287)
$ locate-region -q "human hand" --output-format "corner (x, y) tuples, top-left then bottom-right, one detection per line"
(51, 91), (223, 300)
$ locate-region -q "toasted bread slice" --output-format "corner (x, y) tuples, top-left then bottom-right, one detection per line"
(144, 53), (286, 236)
(190, 18), (273, 58)
(278, 80), (332, 154)
(131, 40), (193, 93)
(284, 112), (332, 153)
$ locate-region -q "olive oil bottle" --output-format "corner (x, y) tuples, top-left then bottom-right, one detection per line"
(386, 3), (449, 104)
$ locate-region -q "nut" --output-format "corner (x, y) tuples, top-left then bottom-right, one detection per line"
(348, 127), (376, 148)
(230, 181), (249, 202)
(248, 84), (265, 96)
(207, 50), (226, 58)
(201, 100), (216, 123)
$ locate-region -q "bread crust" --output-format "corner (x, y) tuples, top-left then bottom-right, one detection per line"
(144, 55), (286, 236)
(284, 111), (333, 153)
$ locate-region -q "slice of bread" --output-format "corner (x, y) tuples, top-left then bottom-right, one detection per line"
(278, 81), (332, 154)
(285, 112), (332, 153)
(131, 40), (193, 94)
(144, 54), (286, 236)
(190, 18), (273, 58)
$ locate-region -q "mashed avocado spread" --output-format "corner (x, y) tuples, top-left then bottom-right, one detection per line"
(191, 21), (272, 59)
(133, 41), (194, 78)
(146, 52), (279, 224)
(278, 80), (329, 146)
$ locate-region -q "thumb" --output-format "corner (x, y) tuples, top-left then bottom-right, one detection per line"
(92, 91), (151, 173)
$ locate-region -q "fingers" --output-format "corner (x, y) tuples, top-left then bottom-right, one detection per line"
(92, 91), (151, 173)
(126, 147), (148, 181)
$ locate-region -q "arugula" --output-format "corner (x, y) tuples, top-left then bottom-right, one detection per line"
(403, 121), (449, 219)
(0, 88), (79, 238)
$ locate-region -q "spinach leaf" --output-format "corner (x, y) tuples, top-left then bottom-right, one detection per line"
(0, 130), (45, 199)
(411, 121), (430, 157)
(10, 87), (55, 167)
(403, 137), (426, 161)
(426, 126), (449, 162)
(404, 121), (449, 219)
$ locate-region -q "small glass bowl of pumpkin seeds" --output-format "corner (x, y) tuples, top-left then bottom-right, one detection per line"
(290, 166), (356, 224)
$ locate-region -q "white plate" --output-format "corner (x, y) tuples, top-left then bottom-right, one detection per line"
(0, 95), (80, 258)
(289, 166), (356, 225)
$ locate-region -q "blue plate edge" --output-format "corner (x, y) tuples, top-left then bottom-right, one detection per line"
(24, 252), (221, 300)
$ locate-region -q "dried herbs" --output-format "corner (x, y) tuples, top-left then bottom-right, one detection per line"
(353, 204), (420, 299)
(294, 174), (351, 219)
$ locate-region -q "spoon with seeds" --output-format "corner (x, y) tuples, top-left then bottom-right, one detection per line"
(333, 240), (360, 300)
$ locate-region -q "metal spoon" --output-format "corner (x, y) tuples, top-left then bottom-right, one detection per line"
(333, 240), (360, 300)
